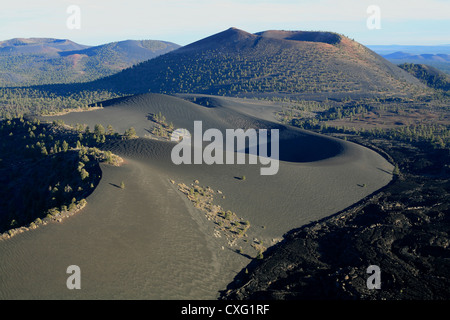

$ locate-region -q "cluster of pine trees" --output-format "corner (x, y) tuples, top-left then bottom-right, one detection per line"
(150, 111), (174, 138)
(292, 116), (449, 149)
(0, 88), (118, 120)
(399, 63), (450, 92)
(104, 44), (398, 97)
(0, 116), (124, 234)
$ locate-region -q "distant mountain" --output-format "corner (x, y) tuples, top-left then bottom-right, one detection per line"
(367, 45), (450, 75)
(379, 51), (450, 75)
(0, 28), (433, 118)
(0, 38), (89, 55)
(0, 38), (180, 86)
(383, 52), (450, 63)
(85, 27), (425, 99)
(59, 39), (181, 66)
(368, 45), (450, 55)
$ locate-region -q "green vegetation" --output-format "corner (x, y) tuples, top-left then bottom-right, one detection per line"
(0, 39), (180, 121)
(393, 164), (401, 177)
(123, 127), (138, 139)
(0, 116), (123, 236)
(287, 96), (450, 149)
(104, 39), (422, 97)
(0, 29), (431, 121)
(0, 39), (180, 87)
(398, 63), (450, 92)
(150, 112), (174, 138)
(0, 87), (118, 120)
(293, 119), (450, 149)
(175, 180), (252, 249)
(0, 29), (448, 249)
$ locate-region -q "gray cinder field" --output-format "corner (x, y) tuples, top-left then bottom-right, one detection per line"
(0, 93), (393, 299)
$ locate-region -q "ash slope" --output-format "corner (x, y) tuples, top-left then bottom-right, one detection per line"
(0, 93), (393, 299)
(220, 138), (450, 301)
(45, 92), (394, 239)
(43, 94), (392, 237)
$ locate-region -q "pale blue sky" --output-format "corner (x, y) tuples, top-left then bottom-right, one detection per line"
(1, 0), (449, 46)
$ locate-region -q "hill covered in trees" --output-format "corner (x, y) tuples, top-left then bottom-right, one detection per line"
(398, 63), (450, 91)
(89, 28), (426, 98)
(0, 28), (441, 122)
(0, 116), (126, 237)
(0, 38), (180, 86)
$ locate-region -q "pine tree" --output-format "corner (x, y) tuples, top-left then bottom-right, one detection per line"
(393, 164), (400, 176)
(94, 124), (105, 136)
(80, 168), (89, 180)
(124, 127), (137, 139)
(62, 140), (69, 152)
(107, 124), (114, 135)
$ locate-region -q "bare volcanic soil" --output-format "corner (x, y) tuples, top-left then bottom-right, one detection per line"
(220, 138), (450, 300)
(0, 93), (392, 299)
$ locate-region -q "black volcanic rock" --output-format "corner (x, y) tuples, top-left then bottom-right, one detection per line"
(220, 138), (450, 300)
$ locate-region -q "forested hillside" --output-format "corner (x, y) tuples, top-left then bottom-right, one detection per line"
(398, 63), (450, 91)
(92, 28), (425, 98)
(0, 38), (180, 86)
(0, 28), (438, 120)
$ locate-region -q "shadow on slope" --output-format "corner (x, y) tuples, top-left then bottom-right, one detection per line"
(50, 93), (344, 164)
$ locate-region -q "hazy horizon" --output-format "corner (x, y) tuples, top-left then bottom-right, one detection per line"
(2, 0), (450, 47)
(1, 33), (450, 49)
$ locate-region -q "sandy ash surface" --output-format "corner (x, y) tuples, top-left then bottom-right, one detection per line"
(0, 93), (392, 299)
